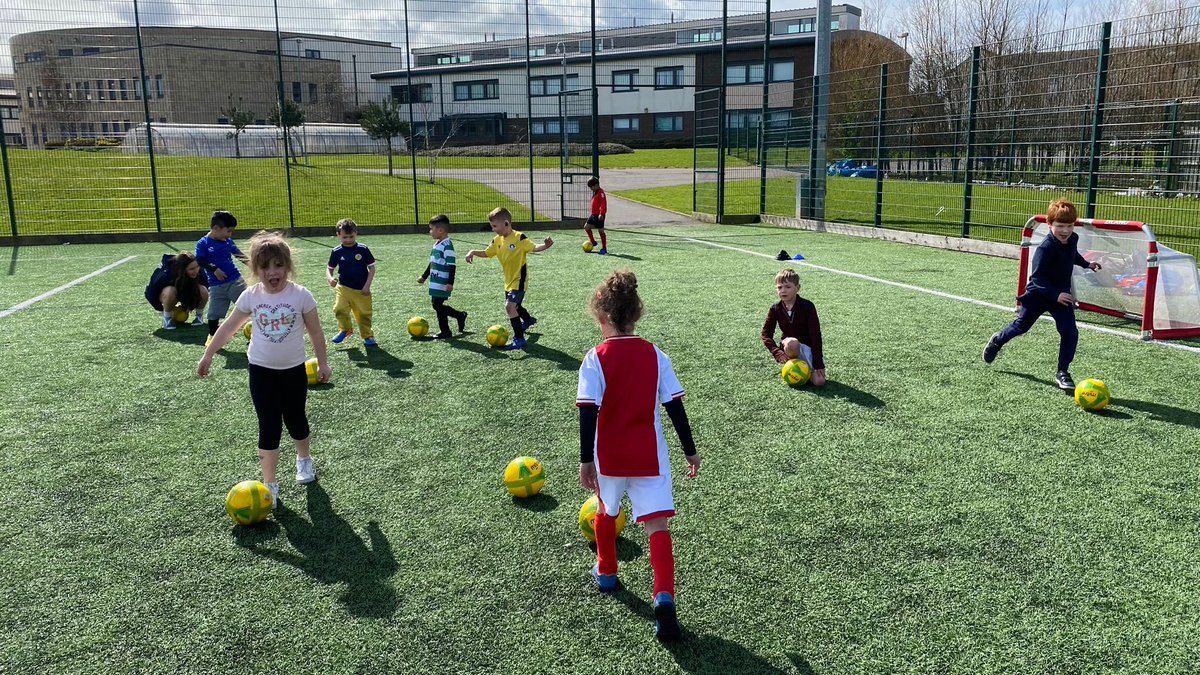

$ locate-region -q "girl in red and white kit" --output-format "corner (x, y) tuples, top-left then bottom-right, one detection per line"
(576, 269), (700, 642)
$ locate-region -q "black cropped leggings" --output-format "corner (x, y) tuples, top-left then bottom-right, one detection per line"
(247, 363), (310, 451)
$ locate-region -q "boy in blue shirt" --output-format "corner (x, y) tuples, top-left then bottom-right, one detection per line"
(325, 218), (378, 346)
(195, 210), (248, 346)
(983, 199), (1101, 391)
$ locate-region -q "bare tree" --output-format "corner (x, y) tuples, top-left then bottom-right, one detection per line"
(413, 99), (464, 184)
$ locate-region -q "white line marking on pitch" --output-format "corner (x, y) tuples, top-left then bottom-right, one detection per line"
(670, 235), (1200, 356)
(0, 255), (138, 320)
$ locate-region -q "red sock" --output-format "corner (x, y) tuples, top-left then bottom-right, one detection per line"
(599, 230), (607, 248)
(595, 510), (618, 576)
(587, 229), (597, 245)
(648, 530), (675, 598)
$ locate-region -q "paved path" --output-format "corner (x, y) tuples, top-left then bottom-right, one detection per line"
(351, 166), (791, 222)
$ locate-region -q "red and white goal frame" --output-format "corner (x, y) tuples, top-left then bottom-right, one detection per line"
(1017, 214), (1200, 341)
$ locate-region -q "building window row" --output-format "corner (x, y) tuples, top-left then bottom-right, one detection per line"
(304, 49), (321, 59)
(726, 59), (794, 85)
(612, 116), (639, 133)
(453, 79), (499, 101)
(612, 70), (639, 92)
(654, 114), (684, 132)
(725, 109), (791, 129)
(677, 29), (722, 44)
(530, 118), (581, 135)
(530, 74), (579, 97)
(0, 107), (20, 120)
(655, 66), (684, 89)
(392, 83), (433, 104)
(436, 53), (473, 65)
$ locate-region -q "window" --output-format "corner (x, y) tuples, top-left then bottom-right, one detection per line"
(612, 69), (638, 92)
(26, 87), (31, 103)
(831, 18), (840, 30)
(766, 109), (791, 129)
(530, 119), (580, 135)
(436, 53), (472, 65)
(35, 87), (43, 107)
(95, 80), (105, 101)
(612, 116), (640, 133)
(58, 48), (73, 57)
(530, 74), (578, 97)
(155, 75), (164, 98)
(83, 81), (90, 101)
(512, 46), (546, 58)
(304, 49), (321, 59)
(392, 83), (432, 104)
(24, 52), (45, 63)
(119, 79), (128, 100)
(580, 39), (606, 53)
(255, 119), (266, 126)
(453, 79), (499, 101)
(655, 67), (683, 89)
(781, 19), (815, 34)
(159, 117), (167, 123)
(101, 122), (109, 135)
(292, 81), (302, 102)
(725, 63), (765, 85)
(134, 78), (141, 100)
(82, 47), (100, 55)
(31, 124), (37, 141)
(308, 83), (318, 104)
(124, 121), (132, 132)
(725, 111), (761, 129)
(654, 114), (684, 132)
(65, 83), (73, 100)
(107, 80), (117, 100)
(677, 30), (721, 44)
(770, 60), (794, 82)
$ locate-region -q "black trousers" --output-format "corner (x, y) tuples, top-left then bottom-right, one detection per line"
(432, 296), (466, 334)
(247, 363), (310, 450)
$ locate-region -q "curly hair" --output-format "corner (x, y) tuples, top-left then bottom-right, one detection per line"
(590, 269), (643, 334)
(246, 231), (296, 283)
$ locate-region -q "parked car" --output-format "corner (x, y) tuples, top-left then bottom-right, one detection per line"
(826, 159), (879, 178)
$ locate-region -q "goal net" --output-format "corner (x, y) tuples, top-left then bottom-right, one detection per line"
(1018, 215), (1200, 340)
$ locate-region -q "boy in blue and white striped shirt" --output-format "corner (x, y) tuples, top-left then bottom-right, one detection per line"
(417, 214), (467, 339)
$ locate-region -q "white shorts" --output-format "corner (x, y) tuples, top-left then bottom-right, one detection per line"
(597, 471), (675, 523)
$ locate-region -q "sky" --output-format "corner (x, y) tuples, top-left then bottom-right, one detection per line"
(0, 0), (1188, 70)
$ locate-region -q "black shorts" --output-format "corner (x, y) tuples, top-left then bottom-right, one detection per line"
(504, 290), (526, 305)
(586, 215), (605, 229)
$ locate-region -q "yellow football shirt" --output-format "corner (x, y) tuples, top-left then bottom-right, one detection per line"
(484, 230), (537, 292)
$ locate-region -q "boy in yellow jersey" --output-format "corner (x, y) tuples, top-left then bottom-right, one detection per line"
(464, 207), (554, 350)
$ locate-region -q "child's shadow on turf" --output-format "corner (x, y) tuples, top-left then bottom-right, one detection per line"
(153, 327), (206, 345)
(612, 592), (791, 674)
(522, 334), (582, 370)
(444, 334), (506, 360)
(346, 346), (412, 378)
(239, 482), (399, 618)
(812, 380), (885, 408)
(511, 493), (559, 512)
(602, 253), (642, 261)
(1115, 398), (1200, 428)
(1000, 370), (1133, 418)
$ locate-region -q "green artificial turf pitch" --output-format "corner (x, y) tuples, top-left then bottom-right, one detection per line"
(1, 224), (1199, 673)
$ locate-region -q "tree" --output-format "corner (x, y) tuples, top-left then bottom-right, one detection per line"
(220, 97), (255, 159)
(268, 98), (305, 164)
(359, 97), (409, 176)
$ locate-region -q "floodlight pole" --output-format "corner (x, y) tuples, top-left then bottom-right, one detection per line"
(297, 38), (309, 165)
(272, 0), (295, 229)
(811, 0), (830, 221)
(403, 0), (419, 225)
(1085, 22), (1112, 219)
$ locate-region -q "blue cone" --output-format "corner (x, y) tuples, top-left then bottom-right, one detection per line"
(792, 253), (806, 260)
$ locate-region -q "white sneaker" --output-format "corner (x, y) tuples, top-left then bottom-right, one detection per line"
(296, 456), (316, 484)
(266, 482), (279, 508)
(192, 313), (204, 326)
(163, 315), (175, 330)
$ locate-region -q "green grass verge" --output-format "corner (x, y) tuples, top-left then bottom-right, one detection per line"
(2, 224), (1199, 672)
(308, 148), (747, 171)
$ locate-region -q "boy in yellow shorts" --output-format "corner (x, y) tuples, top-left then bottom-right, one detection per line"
(464, 207), (553, 350)
(326, 218), (378, 346)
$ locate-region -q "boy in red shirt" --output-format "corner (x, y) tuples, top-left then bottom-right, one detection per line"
(577, 269), (700, 641)
(585, 176), (608, 255)
(761, 269), (827, 386)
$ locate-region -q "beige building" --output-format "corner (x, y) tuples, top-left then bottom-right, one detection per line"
(11, 27), (402, 149)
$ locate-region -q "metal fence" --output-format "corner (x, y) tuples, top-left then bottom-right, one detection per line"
(2, 1), (1200, 259)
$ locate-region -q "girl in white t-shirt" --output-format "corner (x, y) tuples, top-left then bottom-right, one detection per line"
(198, 232), (331, 506)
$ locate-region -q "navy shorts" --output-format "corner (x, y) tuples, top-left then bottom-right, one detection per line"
(505, 290), (526, 305)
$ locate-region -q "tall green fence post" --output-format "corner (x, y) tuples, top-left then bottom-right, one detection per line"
(716, 0), (727, 222)
(403, 0), (420, 226)
(133, 0), (163, 233)
(1161, 98), (1180, 190)
(962, 46), (980, 238)
(524, 0), (535, 223)
(272, 0), (295, 230)
(590, 0), (599, 178)
(874, 63), (888, 228)
(1006, 109), (1017, 184)
(1085, 22), (1112, 218)
(0, 119), (15, 237)
(758, 0), (770, 215)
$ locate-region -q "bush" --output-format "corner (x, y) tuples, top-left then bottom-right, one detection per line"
(420, 142), (632, 157)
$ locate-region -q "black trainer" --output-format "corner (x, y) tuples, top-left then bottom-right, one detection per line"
(775, 249), (790, 261)
(982, 334), (1002, 364)
(457, 311), (467, 334)
(1055, 370), (1076, 391)
(653, 592), (682, 642)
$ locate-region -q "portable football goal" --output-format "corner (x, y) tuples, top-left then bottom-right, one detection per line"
(1018, 215), (1200, 340)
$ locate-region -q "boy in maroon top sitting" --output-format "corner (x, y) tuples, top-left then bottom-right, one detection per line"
(761, 269), (826, 387)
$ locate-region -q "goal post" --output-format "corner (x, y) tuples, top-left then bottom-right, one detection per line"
(1018, 215), (1200, 340)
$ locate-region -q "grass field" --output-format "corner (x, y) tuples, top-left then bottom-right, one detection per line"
(2, 224), (1200, 673)
(621, 176), (1200, 258)
(313, 148), (747, 171)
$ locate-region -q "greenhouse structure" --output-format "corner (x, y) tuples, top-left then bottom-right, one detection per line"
(120, 123), (402, 158)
